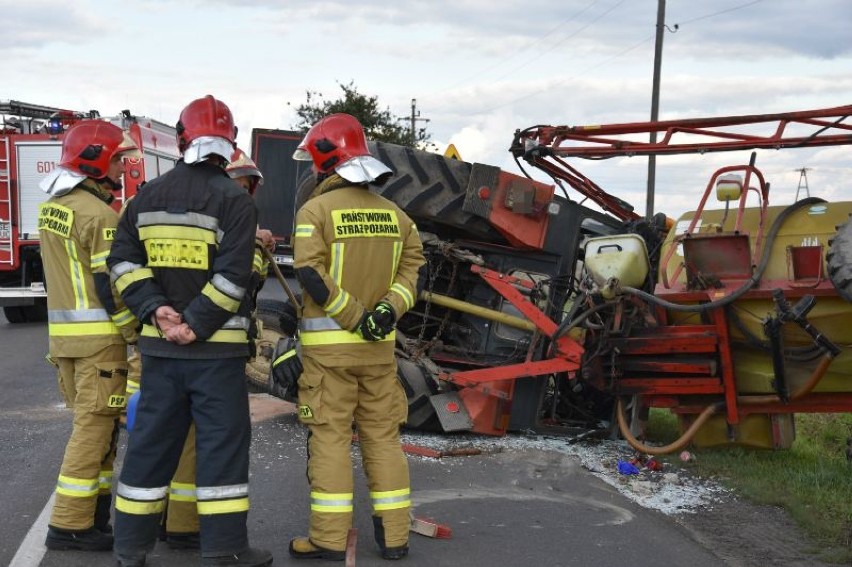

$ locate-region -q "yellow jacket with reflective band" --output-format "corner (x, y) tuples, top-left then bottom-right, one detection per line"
(293, 174), (425, 366)
(39, 180), (133, 357)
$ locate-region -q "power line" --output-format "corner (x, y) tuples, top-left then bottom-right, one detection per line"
(437, 0), (604, 93)
(675, 0), (764, 27)
(481, 32), (653, 113)
(487, 0), (628, 84)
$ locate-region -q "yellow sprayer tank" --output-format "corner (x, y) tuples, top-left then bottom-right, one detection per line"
(656, 199), (852, 447)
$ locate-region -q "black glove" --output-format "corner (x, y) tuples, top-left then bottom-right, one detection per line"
(358, 302), (396, 342)
(270, 336), (302, 401)
(278, 299), (299, 337)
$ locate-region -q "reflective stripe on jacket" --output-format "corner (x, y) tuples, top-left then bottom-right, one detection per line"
(107, 161), (258, 359)
(39, 180), (133, 357)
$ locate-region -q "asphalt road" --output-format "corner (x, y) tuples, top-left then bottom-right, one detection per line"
(0, 297), (727, 567)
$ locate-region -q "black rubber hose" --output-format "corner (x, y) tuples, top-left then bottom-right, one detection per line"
(623, 197), (827, 313)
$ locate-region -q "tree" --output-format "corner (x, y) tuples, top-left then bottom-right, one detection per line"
(291, 81), (431, 149)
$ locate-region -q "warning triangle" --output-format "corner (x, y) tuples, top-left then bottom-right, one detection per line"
(443, 144), (462, 161)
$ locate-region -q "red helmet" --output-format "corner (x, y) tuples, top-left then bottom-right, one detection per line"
(293, 114), (391, 183)
(176, 95), (236, 153)
(226, 148), (264, 194)
(59, 120), (141, 179)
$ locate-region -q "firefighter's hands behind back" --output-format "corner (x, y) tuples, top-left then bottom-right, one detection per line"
(152, 305), (196, 345)
(358, 302), (396, 341)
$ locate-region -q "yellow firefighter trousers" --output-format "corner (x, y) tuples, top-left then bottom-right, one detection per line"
(299, 355), (411, 551)
(127, 350), (200, 535)
(51, 343), (127, 530)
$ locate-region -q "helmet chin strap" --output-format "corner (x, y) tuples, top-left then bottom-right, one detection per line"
(102, 176), (123, 192)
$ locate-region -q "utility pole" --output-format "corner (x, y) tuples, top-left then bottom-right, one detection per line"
(406, 99), (429, 146)
(646, 0), (667, 221)
(794, 167), (812, 200)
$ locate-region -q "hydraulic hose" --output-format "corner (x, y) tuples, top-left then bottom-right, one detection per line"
(623, 197), (827, 313)
(737, 353), (834, 405)
(617, 354), (835, 455)
(616, 399), (722, 456)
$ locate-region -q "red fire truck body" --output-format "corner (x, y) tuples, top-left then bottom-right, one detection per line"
(0, 100), (179, 322)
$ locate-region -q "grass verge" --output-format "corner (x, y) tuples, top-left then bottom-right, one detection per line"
(647, 410), (852, 564)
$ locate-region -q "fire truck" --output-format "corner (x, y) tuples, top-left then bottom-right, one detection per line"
(0, 100), (180, 322)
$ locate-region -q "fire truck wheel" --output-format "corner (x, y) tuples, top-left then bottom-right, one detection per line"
(245, 298), (299, 395)
(294, 141), (501, 243)
(3, 306), (27, 324)
(828, 218), (852, 302)
(22, 302), (48, 323)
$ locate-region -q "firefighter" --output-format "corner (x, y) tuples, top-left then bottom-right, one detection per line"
(118, 195), (202, 552)
(288, 113), (426, 560)
(225, 147), (275, 296)
(107, 95), (272, 567)
(38, 119), (142, 551)
(151, 148), (271, 552)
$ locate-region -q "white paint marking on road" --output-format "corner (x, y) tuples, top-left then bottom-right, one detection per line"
(9, 493), (53, 567)
(412, 487), (635, 526)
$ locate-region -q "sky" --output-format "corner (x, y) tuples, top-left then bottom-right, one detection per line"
(3, 0), (851, 219)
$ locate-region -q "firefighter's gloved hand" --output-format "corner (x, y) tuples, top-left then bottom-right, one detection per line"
(358, 302), (396, 341)
(270, 337), (302, 401)
(118, 323), (139, 345)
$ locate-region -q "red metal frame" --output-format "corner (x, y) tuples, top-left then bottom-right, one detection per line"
(512, 104), (852, 222)
(436, 105), (852, 437)
(437, 266), (585, 435)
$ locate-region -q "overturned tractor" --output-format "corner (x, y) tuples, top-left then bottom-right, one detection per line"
(254, 104), (852, 453)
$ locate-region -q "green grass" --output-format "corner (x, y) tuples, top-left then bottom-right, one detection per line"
(647, 410), (852, 564)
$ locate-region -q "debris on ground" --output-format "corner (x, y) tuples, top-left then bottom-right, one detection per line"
(400, 430), (732, 516)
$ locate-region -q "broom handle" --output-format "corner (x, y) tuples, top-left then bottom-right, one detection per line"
(260, 246), (302, 318)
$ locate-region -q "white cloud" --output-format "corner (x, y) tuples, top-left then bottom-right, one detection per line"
(1, 0), (850, 219)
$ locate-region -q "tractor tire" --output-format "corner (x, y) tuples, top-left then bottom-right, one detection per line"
(397, 357), (443, 432)
(295, 142), (503, 243)
(245, 298), (297, 395)
(828, 217), (852, 302)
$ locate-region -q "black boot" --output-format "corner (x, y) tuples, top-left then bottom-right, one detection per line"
(115, 551), (147, 567)
(202, 547), (273, 566)
(372, 516), (409, 560)
(45, 525), (113, 551)
(289, 537), (344, 560)
(165, 531), (201, 550)
(94, 493), (113, 534)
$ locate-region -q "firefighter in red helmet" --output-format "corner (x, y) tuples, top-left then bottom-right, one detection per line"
(39, 120), (142, 552)
(288, 113), (426, 560)
(108, 95), (272, 567)
(227, 148), (264, 195)
(226, 146), (276, 343)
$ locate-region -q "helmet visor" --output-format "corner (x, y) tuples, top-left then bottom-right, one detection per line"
(184, 136), (235, 165)
(335, 155), (392, 184)
(292, 146), (311, 161)
(116, 131), (142, 160)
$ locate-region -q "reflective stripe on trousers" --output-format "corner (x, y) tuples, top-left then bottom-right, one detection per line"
(113, 356), (251, 556)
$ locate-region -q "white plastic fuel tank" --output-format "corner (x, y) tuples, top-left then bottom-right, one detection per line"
(584, 234), (650, 289)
